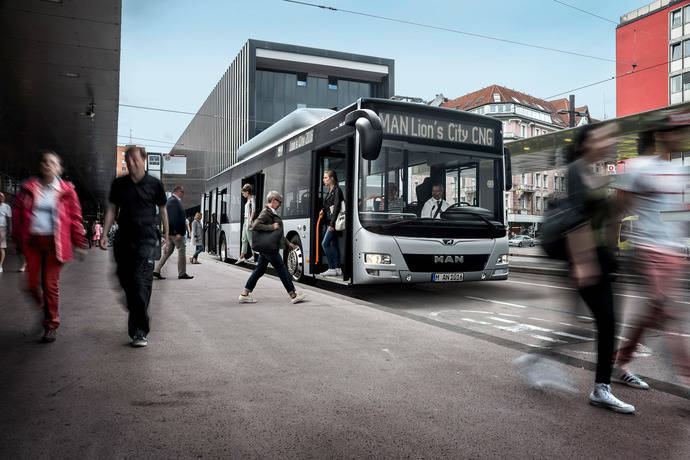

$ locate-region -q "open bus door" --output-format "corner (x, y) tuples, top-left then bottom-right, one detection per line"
(310, 138), (353, 281)
(240, 173), (264, 261)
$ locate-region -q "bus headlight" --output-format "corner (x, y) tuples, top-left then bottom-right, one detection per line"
(365, 253), (392, 264)
(497, 254), (509, 265)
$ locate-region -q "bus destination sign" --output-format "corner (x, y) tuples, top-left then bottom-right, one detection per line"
(379, 111), (496, 147)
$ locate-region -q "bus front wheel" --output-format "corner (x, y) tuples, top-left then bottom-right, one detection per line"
(285, 235), (304, 282)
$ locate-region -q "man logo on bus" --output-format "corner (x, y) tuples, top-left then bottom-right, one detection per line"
(434, 255), (464, 263)
(442, 239), (455, 245)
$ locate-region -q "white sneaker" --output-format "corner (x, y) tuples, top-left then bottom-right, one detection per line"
(238, 293), (257, 303)
(616, 371), (650, 390)
(235, 258), (246, 265)
(290, 292), (306, 304)
(589, 383), (635, 414)
(335, 268), (342, 276)
(322, 269), (337, 276)
(0, 267), (3, 273)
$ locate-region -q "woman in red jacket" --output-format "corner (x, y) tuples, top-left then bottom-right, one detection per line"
(12, 151), (87, 343)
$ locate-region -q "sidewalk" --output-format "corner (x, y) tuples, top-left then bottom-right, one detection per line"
(0, 249), (688, 458)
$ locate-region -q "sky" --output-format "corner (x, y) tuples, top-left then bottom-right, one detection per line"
(118, 0), (651, 153)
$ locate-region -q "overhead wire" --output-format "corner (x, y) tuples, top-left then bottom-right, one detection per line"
(550, 0), (618, 25)
(282, 0), (624, 64)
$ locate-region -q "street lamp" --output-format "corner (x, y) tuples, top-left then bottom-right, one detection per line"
(557, 94), (588, 128)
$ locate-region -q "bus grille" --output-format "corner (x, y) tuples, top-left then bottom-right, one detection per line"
(402, 254), (489, 273)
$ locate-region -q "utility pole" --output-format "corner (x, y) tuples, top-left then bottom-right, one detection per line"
(569, 94), (576, 128)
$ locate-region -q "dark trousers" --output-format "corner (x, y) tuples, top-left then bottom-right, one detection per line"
(244, 252), (296, 294)
(576, 247), (616, 384)
(25, 236), (63, 329)
(321, 228), (340, 269)
(114, 242), (154, 338)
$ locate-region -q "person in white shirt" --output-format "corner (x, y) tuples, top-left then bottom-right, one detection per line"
(420, 184), (450, 219)
(236, 183), (256, 264)
(0, 192), (11, 272)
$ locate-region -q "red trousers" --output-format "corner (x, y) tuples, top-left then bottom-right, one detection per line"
(25, 235), (63, 329)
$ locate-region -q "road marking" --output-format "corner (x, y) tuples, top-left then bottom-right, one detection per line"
(461, 318), (491, 325)
(465, 296), (527, 309)
(530, 334), (565, 343)
(553, 331), (593, 341)
(495, 323), (552, 333)
(498, 313), (521, 318)
(489, 317), (517, 324)
(507, 279), (690, 305)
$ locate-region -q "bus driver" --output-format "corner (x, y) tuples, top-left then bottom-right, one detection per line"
(421, 184), (450, 219)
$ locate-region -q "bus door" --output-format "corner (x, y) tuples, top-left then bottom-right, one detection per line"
(241, 173), (264, 258)
(311, 140), (351, 279)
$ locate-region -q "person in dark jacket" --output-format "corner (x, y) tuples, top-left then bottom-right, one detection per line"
(154, 185), (193, 280)
(319, 169), (343, 276)
(239, 191), (305, 304)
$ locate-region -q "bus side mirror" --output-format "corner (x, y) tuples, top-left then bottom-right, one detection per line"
(345, 109), (382, 160)
(504, 147), (512, 191)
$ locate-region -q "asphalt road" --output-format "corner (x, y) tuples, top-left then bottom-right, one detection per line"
(0, 249), (688, 459)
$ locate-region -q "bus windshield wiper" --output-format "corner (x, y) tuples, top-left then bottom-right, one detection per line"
(379, 217), (439, 229)
(443, 207), (498, 230)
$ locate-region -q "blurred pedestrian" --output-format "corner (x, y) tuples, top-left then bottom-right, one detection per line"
(101, 145), (168, 347)
(565, 124), (634, 413)
(612, 115), (690, 388)
(92, 220), (102, 248)
(319, 169), (343, 276)
(190, 212), (203, 264)
(12, 150), (87, 343)
(238, 191), (305, 304)
(236, 183), (256, 264)
(153, 185), (193, 280)
(0, 192), (11, 273)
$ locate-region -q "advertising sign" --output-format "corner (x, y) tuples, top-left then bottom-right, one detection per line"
(147, 154), (161, 171)
(162, 153), (187, 175)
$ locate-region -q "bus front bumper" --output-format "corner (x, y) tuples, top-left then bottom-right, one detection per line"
(363, 267), (509, 283)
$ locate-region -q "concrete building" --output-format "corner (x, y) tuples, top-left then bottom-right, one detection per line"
(441, 85), (592, 234)
(169, 39), (394, 208)
(617, 0), (690, 117)
(116, 146), (129, 177)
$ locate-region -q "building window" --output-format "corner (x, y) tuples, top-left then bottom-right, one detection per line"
(328, 76), (338, 90)
(535, 196), (541, 211)
(121, 159), (126, 163)
(683, 40), (690, 58)
(121, 167), (126, 172)
(535, 128), (540, 136)
(554, 176), (559, 191)
(535, 173), (540, 188)
(296, 103), (307, 109)
(671, 75), (682, 93)
(521, 173), (526, 185)
(543, 174), (548, 189)
(493, 93), (500, 102)
(672, 9), (682, 28)
(521, 124), (526, 137)
(672, 43), (682, 60)
(297, 73), (307, 87)
(683, 73), (690, 91)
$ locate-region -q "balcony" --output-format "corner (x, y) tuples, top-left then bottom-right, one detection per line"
(521, 184), (535, 192)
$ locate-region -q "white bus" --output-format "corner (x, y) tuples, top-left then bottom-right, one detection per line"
(202, 98), (512, 284)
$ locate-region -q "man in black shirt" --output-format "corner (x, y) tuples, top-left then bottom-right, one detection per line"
(100, 146), (168, 347)
(153, 185), (193, 280)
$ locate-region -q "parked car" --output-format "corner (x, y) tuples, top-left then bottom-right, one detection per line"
(509, 235), (535, 247)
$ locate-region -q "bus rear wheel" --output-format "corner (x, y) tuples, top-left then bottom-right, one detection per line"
(285, 235), (304, 282)
(219, 235), (227, 262)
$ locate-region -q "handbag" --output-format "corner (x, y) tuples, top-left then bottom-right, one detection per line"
(252, 227), (282, 253)
(329, 200), (346, 231)
(541, 197), (586, 260)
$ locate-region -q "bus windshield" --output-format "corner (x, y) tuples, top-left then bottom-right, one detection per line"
(358, 140), (504, 237)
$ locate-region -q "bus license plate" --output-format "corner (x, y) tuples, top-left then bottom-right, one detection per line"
(433, 273), (463, 282)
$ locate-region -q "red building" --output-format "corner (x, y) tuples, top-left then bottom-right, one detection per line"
(617, 0), (690, 117)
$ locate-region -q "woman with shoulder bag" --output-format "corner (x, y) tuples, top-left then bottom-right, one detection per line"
(238, 191), (305, 304)
(319, 169), (344, 277)
(236, 183), (256, 264)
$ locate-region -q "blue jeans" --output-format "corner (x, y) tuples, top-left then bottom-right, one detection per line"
(321, 228), (340, 269)
(192, 244), (203, 260)
(244, 252), (296, 294)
